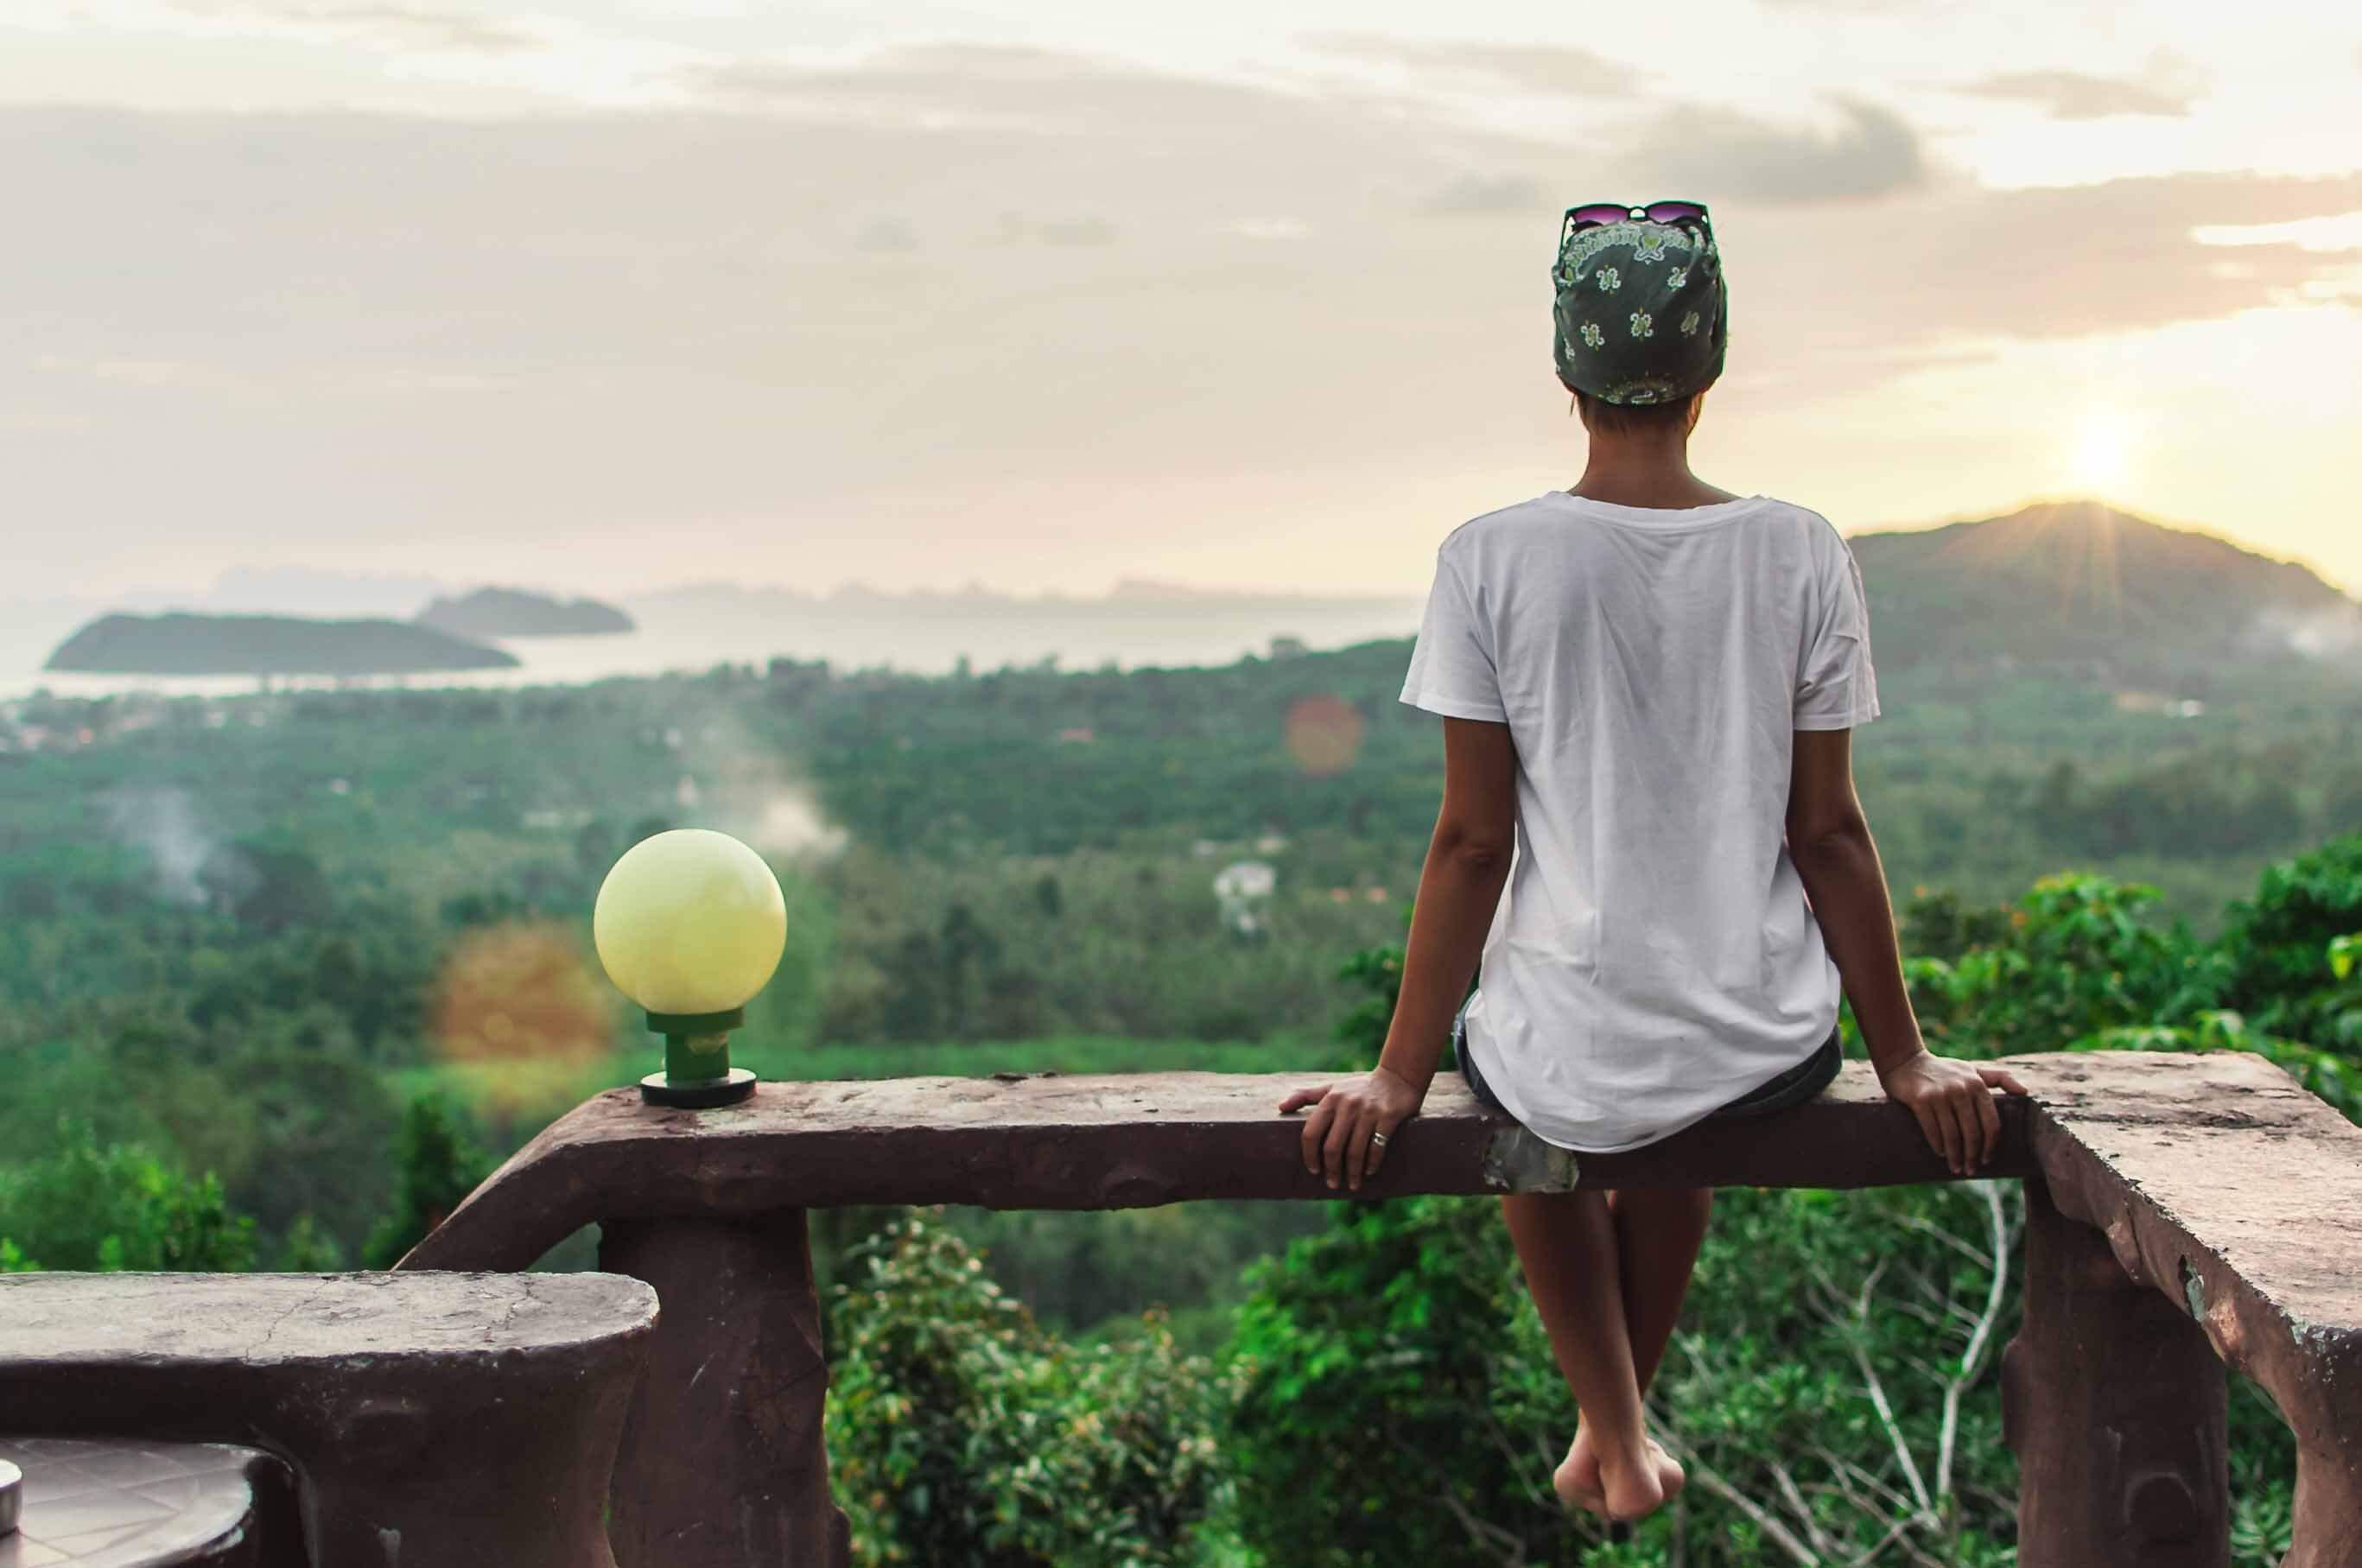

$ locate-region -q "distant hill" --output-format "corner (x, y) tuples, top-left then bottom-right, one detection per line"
(625, 580), (1425, 675)
(1849, 500), (2360, 683)
(416, 587), (633, 639)
(44, 613), (518, 676)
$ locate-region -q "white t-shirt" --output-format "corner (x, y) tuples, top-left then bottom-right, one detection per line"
(1399, 490), (1880, 1153)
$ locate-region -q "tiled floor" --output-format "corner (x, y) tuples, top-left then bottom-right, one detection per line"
(0, 1438), (258, 1567)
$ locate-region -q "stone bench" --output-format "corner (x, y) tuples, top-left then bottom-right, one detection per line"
(0, 1273), (657, 1567)
(397, 1050), (2362, 1568)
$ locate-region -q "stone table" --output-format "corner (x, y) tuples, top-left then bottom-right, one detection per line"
(0, 1437), (292, 1566)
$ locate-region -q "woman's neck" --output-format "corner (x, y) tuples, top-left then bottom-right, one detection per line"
(1566, 439), (1738, 510)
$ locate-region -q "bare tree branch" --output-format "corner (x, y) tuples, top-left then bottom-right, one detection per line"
(1882, 1298), (1948, 1331)
(1772, 1461), (1839, 1557)
(1888, 1208), (1995, 1273)
(1654, 1431), (1823, 1566)
(1813, 1445), (1917, 1520)
(1839, 1513), (1918, 1568)
(1849, 1259), (1935, 1521)
(1434, 1483), (1533, 1567)
(1383, 1421), (1533, 1566)
(1936, 1180), (2013, 1500)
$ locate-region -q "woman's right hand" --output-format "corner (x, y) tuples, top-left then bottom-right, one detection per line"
(1876, 1050), (2030, 1176)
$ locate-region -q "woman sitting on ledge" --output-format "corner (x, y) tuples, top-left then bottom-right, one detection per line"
(1279, 199), (2029, 1525)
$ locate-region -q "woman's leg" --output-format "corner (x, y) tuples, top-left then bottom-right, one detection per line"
(1559, 1187), (1714, 1508)
(1611, 1186), (1714, 1390)
(1499, 1188), (1667, 1521)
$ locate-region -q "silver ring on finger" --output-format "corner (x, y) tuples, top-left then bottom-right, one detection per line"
(1370, 1131), (1388, 1147)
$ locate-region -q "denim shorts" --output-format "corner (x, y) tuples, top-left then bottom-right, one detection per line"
(1450, 1004), (1843, 1125)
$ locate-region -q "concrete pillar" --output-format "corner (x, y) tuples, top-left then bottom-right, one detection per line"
(2002, 1175), (2228, 1568)
(600, 1210), (850, 1567)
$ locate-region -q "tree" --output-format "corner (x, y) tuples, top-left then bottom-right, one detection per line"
(221, 1032), (401, 1254)
(1905, 873), (2223, 1057)
(1225, 1192), (1588, 1565)
(825, 1210), (1235, 1565)
(2220, 832), (2362, 1038)
(1219, 882), (2358, 1568)
(272, 1213), (345, 1271)
(361, 1093), (492, 1268)
(0, 1121), (257, 1273)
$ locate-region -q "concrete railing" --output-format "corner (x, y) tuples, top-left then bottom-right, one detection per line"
(391, 1048), (2362, 1568)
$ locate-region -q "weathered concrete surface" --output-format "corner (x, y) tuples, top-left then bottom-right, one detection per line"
(0, 1273), (657, 1568)
(402, 1057), (2051, 1272)
(391, 1050), (2362, 1565)
(2003, 1174), (2229, 1567)
(2020, 1051), (2362, 1567)
(600, 1214), (850, 1568)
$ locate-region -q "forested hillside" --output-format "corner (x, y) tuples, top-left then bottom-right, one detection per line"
(3, 498), (2359, 1565)
(1850, 499), (2361, 686)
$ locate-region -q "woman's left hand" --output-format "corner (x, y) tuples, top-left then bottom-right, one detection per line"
(1278, 1067), (1425, 1191)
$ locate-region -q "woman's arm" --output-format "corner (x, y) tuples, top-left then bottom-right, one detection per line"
(1787, 727), (2027, 1174)
(1279, 717), (1519, 1190)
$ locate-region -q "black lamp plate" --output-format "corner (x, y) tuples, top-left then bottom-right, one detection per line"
(639, 1068), (757, 1108)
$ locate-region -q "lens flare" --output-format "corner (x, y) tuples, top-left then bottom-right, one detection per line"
(430, 921), (619, 1116)
(1284, 694), (1365, 778)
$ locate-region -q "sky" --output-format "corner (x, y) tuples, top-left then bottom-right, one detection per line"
(3, 0), (2359, 600)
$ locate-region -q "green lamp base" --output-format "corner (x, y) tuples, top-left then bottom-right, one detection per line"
(638, 1006), (755, 1108)
(639, 1067), (757, 1108)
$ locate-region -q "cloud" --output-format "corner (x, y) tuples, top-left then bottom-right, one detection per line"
(854, 216), (921, 253)
(1226, 216), (1311, 240)
(4, 71), (2358, 594)
(1299, 33), (1635, 96)
(1755, 0), (1964, 10)
(995, 213), (1118, 247)
(683, 41), (1342, 136)
(168, 0), (537, 54)
(1424, 173), (1545, 216)
(1624, 98), (1928, 203)
(1955, 69), (2197, 120)
(1734, 169), (2362, 352)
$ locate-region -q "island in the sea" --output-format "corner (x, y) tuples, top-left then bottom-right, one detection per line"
(43, 613), (520, 676)
(415, 587), (634, 639)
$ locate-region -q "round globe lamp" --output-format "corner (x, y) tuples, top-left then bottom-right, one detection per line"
(594, 828), (785, 1108)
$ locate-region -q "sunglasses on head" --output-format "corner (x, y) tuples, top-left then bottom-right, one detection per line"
(1561, 200), (1711, 244)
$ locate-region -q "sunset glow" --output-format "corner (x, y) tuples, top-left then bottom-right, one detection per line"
(2070, 407), (2137, 496)
(1, 1), (2356, 599)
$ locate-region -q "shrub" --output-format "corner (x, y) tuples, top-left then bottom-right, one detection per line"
(2221, 832), (2362, 1033)
(1223, 1192), (1589, 1565)
(1905, 872), (2226, 1055)
(0, 1120), (256, 1272)
(360, 1092), (492, 1268)
(825, 1209), (1235, 1566)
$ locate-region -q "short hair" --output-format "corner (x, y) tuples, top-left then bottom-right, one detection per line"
(1576, 389), (1704, 439)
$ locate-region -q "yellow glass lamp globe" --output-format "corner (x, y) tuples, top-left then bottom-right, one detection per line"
(594, 828), (786, 1017)
(594, 828), (784, 1106)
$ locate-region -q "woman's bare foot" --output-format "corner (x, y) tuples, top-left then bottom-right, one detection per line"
(1554, 1423), (1686, 1519)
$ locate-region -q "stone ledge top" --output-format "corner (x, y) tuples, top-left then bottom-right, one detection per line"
(402, 1049), (2362, 1350)
(0, 1272), (658, 1365)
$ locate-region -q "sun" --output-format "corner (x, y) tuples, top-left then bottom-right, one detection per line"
(2069, 405), (2136, 496)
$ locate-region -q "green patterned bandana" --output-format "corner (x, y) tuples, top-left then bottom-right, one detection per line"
(1551, 216), (1729, 405)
